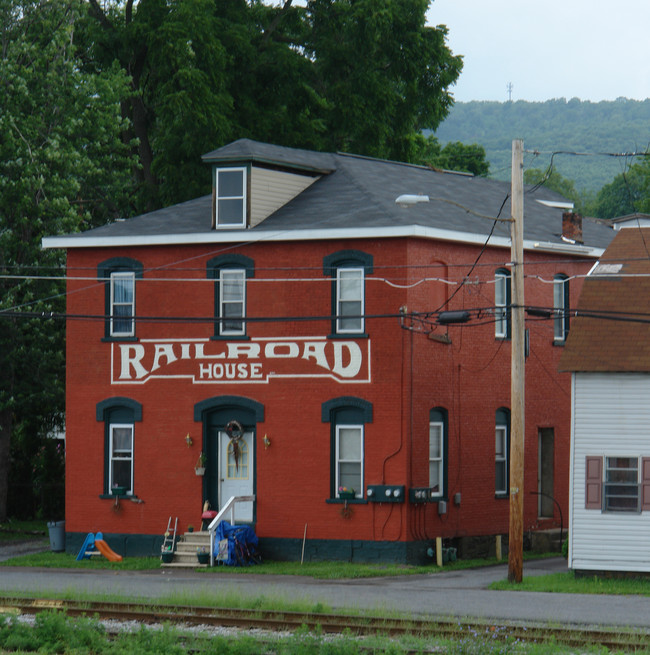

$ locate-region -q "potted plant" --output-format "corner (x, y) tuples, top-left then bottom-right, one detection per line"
(161, 546), (174, 563)
(187, 524), (194, 533)
(195, 452), (207, 476)
(111, 484), (128, 497)
(196, 546), (210, 565)
(338, 486), (356, 500)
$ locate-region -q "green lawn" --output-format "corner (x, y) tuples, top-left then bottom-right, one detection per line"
(491, 570), (650, 596)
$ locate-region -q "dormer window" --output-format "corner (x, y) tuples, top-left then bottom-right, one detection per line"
(215, 167), (247, 227)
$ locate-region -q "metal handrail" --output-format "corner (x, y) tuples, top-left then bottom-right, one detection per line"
(208, 495), (255, 566)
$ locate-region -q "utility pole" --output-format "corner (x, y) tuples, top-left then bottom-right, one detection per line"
(508, 139), (525, 583)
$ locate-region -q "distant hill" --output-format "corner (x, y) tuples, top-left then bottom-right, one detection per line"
(433, 98), (650, 193)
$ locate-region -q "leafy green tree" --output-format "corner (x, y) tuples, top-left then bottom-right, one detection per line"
(0, 0), (135, 520)
(304, 0), (462, 163)
(524, 168), (582, 207)
(83, 0), (463, 211)
(589, 158), (650, 218)
(413, 134), (489, 176)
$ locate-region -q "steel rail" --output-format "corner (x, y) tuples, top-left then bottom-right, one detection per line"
(0, 597), (648, 652)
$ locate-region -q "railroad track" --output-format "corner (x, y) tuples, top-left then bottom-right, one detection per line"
(0, 597), (648, 652)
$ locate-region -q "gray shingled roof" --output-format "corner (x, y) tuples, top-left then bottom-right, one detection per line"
(202, 138), (336, 174)
(53, 139), (615, 249)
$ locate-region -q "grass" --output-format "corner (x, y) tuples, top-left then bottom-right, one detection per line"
(1, 548), (525, 577)
(0, 519), (47, 541)
(0, 610), (610, 655)
(491, 570), (650, 596)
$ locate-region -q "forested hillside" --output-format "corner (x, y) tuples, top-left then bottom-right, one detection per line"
(434, 98), (650, 193)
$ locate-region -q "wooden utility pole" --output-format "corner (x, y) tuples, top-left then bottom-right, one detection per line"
(508, 139), (525, 583)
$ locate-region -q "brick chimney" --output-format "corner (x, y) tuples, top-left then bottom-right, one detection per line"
(562, 212), (583, 244)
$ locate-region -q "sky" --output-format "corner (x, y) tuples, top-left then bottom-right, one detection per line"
(427, 0), (650, 103)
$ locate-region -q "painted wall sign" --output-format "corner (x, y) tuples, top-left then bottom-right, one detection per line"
(111, 336), (371, 385)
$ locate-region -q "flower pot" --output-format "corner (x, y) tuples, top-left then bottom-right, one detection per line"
(339, 491), (355, 500)
(161, 551), (174, 563)
(111, 486), (127, 497)
(195, 467), (205, 476)
(197, 552), (210, 565)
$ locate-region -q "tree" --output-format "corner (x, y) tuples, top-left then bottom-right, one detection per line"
(524, 168), (582, 207)
(83, 0), (463, 211)
(413, 134), (489, 176)
(0, 0), (135, 520)
(304, 0), (462, 163)
(589, 158), (650, 219)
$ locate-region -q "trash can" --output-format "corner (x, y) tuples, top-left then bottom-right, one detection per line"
(47, 521), (65, 552)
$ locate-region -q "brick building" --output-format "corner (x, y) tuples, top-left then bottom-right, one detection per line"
(43, 139), (614, 563)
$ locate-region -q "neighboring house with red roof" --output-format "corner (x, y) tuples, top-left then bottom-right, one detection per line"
(560, 221), (650, 574)
(44, 139), (614, 563)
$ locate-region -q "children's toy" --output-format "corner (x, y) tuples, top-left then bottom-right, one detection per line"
(75, 532), (123, 562)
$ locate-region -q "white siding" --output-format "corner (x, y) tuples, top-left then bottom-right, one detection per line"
(569, 372), (650, 572)
(250, 167), (318, 227)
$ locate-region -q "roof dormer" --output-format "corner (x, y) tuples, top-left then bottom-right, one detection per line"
(203, 139), (336, 230)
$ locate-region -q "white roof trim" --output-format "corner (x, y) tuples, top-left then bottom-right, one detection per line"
(42, 224), (603, 258)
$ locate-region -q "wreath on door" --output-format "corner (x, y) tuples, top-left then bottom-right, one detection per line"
(225, 420), (244, 471)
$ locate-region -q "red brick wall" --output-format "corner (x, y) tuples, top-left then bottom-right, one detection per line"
(64, 237), (591, 543)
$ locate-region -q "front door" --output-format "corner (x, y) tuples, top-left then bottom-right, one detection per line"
(218, 430), (254, 522)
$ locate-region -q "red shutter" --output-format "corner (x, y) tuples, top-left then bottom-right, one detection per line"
(641, 458), (650, 511)
(585, 456), (602, 510)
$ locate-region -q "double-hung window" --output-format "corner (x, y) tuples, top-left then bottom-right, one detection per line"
(495, 408), (510, 496)
(336, 268), (364, 333)
(495, 269), (511, 339)
(323, 250), (373, 337)
(109, 424), (134, 493)
(322, 397), (373, 500)
(429, 408), (447, 498)
(110, 272), (135, 337)
(604, 457), (639, 512)
(98, 258), (143, 340)
(585, 456), (650, 512)
(215, 167), (247, 227)
(336, 425), (363, 498)
(207, 254), (255, 338)
(220, 269), (246, 335)
(96, 398), (142, 497)
(553, 274), (570, 343)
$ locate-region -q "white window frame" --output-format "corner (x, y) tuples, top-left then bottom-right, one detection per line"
(109, 423), (133, 494)
(429, 421), (444, 497)
(494, 270), (510, 338)
(110, 271), (135, 337)
(495, 425), (508, 495)
(604, 456), (640, 512)
(553, 275), (569, 342)
(215, 167), (247, 228)
(336, 267), (364, 334)
(219, 268), (246, 335)
(335, 424), (363, 498)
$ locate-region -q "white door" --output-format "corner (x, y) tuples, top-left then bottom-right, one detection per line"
(219, 430), (254, 522)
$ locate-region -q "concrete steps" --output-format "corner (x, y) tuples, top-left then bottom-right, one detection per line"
(529, 528), (565, 553)
(160, 531), (211, 568)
